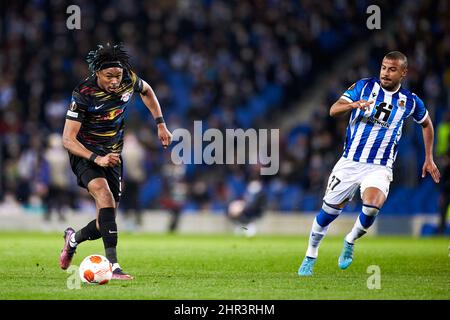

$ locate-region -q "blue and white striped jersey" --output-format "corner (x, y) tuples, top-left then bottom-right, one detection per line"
(340, 77), (428, 169)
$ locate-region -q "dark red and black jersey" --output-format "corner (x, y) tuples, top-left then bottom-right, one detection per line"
(66, 70), (144, 156)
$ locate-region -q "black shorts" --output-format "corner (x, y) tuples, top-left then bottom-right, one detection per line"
(69, 153), (123, 202)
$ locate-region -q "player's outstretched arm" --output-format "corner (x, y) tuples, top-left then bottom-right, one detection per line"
(62, 119), (120, 167)
(139, 80), (173, 148)
(329, 98), (372, 117)
(420, 115), (441, 183)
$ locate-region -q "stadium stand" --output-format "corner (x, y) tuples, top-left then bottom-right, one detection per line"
(0, 0), (448, 223)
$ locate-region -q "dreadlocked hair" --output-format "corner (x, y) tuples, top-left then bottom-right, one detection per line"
(86, 43), (132, 73)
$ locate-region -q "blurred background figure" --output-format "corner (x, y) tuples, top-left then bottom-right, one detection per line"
(227, 179), (266, 237)
(121, 132), (146, 229)
(17, 134), (49, 214)
(43, 133), (73, 221)
(161, 160), (188, 233)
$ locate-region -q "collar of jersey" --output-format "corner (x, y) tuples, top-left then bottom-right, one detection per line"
(379, 81), (402, 95)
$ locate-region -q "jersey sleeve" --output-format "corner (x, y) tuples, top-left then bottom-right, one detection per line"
(66, 89), (88, 122)
(129, 70), (144, 93)
(412, 94), (428, 124)
(340, 78), (368, 103)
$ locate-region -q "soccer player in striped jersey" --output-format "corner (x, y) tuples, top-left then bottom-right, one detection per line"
(59, 43), (173, 280)
(298, 51), (441, 276)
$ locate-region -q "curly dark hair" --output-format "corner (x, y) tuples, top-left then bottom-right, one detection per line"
(86, 43), (132, 73)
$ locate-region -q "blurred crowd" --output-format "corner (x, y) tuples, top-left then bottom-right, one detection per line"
(0, 0), (448, 223)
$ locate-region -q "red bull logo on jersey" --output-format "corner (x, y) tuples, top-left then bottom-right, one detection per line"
(98, 108), (124, 120)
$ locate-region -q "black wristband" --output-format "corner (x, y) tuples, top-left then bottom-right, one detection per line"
(89, 153), (98, 162)
(155, 116), (165, 124)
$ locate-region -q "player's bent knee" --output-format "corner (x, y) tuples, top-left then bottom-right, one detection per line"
(98, 190), (115, 207)
(88, 179), (108, 194)
(91, 188), (115, 207)
(362, 187), (387, 208)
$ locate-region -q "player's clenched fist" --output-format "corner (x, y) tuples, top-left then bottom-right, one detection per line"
(95, 153), (121, 167)
(350, 99), (372, 111)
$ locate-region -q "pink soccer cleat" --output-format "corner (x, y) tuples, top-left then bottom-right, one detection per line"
(111, 268), (134, 280)
(59, 227), (77, 270)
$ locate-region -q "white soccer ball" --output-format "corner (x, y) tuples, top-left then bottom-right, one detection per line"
(79, 254), (112, 285)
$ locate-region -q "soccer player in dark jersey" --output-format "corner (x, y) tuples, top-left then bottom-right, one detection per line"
(59, 43), (172, 280)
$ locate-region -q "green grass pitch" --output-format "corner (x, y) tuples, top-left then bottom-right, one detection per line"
(0, 232), (448, 300)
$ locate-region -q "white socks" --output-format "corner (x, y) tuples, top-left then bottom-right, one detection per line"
(69, 233), (78, 248)
(345, 216), (367, 244)
(112, 263), (121, 271)
(306, 218), (330, 258)
(345, 205), (379, 244)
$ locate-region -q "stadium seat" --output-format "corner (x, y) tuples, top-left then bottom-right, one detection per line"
(279, 185), (302, 212)
(139, 176), (162, 209)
